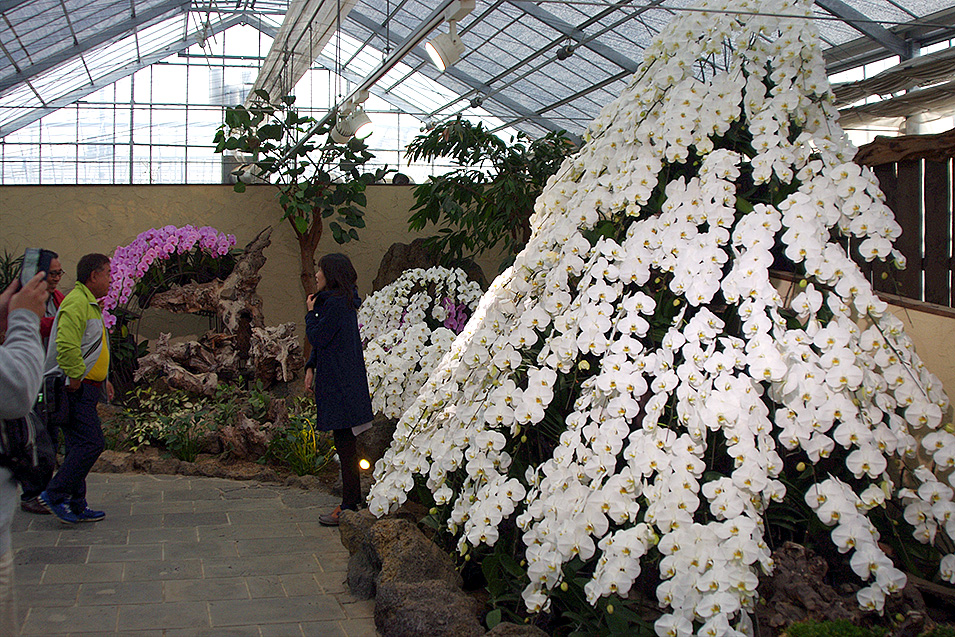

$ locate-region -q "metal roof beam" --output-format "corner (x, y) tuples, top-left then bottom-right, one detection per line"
(0, 12), (243, 137)
(493, 69), (629, 134)
(0, 0), (32, 15)
(506, 0), (641, 73)
(0, 0), (190, 96)
(814, 0), (912, 60)
(347, 8), (574, 139)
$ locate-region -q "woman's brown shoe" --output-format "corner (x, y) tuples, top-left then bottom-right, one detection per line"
(319, 505), (342, 526)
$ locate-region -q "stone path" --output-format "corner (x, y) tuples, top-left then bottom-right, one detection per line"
(10, 472), (378, 636)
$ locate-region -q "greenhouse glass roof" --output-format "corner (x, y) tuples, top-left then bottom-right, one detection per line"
(0, 0), (954, 141)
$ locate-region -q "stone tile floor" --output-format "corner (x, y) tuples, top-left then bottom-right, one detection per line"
(10, 472), (378, 636)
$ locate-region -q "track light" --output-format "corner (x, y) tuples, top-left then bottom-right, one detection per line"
(556, 44), (575, 61)
(426, 0), (474, 72)
(328, 91), (374, 144)
(426, 27), (465, 72)
(330, 108), (374, 143)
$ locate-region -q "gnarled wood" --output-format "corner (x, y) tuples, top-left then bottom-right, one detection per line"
(855, 129), (955, 166)
(148, 226), (272, 333)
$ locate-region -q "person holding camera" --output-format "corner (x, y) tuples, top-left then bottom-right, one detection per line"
(0, 271), (49, 636)
(38, 253), (114, 525)
(18, 250), (66, 515)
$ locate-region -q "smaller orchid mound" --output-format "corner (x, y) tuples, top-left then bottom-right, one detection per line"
(105, 225), (236, 328)
(359, 267), (483, 419)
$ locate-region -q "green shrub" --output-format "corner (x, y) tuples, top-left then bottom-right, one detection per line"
(264, 408), (335, 476)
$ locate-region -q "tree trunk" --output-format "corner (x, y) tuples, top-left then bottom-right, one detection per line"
(291, 213), (322, 298)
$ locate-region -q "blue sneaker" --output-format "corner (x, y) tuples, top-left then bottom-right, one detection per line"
(38, 491), (79, 525)
(72, 507), (105, 523)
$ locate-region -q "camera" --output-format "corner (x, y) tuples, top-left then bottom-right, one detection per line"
(20, 248), (55, 288)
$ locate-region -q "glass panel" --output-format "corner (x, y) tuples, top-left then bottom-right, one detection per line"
(77, 144), (114, 183)
(186, 146), (219, 184)
(132, 108), (152, 144)
(151, 145), (185, 184)
(187, 64), (211, 105)
(151, 107), (186, 146)
(113, 143), (131, 184)
(2, 142), (39, 184)
(40, 143), (75, 184)
(133, 67), (152, 104)
(152, 64), (188, 104)
(132, 145), (152, 183)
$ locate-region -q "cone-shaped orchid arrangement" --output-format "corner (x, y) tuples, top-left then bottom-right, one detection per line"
(369, 0), (955, 633)
(359, 267), (483, 419)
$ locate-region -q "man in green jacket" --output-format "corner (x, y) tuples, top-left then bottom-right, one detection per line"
(39, 254), (114, 525)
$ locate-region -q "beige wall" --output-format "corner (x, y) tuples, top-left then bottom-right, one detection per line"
(0, 184), (502, 341)
(3, 184), (953, 409)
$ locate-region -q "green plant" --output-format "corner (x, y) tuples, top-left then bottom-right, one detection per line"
(406, 117), (576, 267)
(247, 379), (271, 422)
(161, 408), (208, 462)
(124, 386), (212, 458)
(265, 411), (335, 476)
(0, 248), (23, 290)
(214, 90), (389, 297)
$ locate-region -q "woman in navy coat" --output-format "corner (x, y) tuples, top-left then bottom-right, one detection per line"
(304, 253), (373, 526)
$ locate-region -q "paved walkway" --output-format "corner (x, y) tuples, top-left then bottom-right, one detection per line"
(10, 472), (379, 636)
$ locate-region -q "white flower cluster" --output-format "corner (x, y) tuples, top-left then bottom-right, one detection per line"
(359, 267), (483, 418)
(369, 0), (955, 634)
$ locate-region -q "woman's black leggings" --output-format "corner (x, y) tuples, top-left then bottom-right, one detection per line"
(333, 428), (361, 510)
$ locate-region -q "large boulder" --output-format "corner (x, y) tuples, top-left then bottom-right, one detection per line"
(374, 579), (484, 637)
(372, 239), (488, 291)
(372, 238), (438, 291)
(371, 518), (463, 589)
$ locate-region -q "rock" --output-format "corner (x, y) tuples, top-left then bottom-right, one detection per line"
(347, 541), (380, 600)
(486, 622), (549, 636)
(374, 579), (484, 637)
(372, 239), (438, 292)
(356, 414), (397, 473)
(372, 518), (463, 590)
(756, 542), (866, 632)
(93, 450), (134, 473)
(132, 455), (181, 475)
(339, 512), (463, 605)
(372, 239), (488, 291)
(340, 509), (378, 554)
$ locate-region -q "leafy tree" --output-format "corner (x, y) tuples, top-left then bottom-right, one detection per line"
(214, 90), (388, 295)
(405, 117), (576, 266)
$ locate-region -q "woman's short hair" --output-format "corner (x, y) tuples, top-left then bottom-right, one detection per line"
(318, 253), (358, 307)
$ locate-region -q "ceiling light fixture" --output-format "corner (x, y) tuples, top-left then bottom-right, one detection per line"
(556, 44), (575, 61)
(329, 90), (374, 144)
(469, 94), (484, 108)
(425, 0), (475, 72)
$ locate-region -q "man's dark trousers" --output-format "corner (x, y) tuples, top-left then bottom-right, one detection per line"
(43, 382), (104, 509)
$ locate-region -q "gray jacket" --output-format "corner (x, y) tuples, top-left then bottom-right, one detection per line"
(0, 309), (44, 420)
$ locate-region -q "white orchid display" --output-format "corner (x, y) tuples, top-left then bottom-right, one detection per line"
(359, 266), (483, 418)
(368, 0), (955, 633)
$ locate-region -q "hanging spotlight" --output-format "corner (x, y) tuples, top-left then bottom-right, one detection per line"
(469, 94), (484, 108)
(328, 91), (374, 144)
(350, 108), (374, 140)
(425, 0), (475, 72)
(556, 44), (575, 61)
